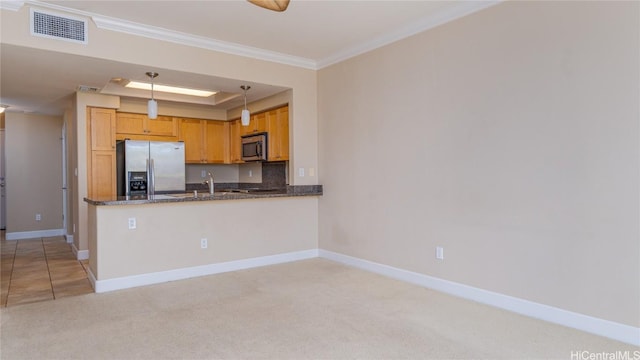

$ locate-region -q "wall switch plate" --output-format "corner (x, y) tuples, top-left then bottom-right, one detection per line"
(35, 213), (41, 221)
(249, 170), (253, 177)
(201, 170), (206, 178)
(436, 246), (444, 260)
(298, 168), (305, 177)
(200, 238), (208, 249)
(128, 217), (136, 230)
(309, 168), (315, 177)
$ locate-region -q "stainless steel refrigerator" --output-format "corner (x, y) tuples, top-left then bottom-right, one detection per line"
(116, 140), (186, 196)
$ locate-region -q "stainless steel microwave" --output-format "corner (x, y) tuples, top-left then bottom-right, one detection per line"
(241, 133), (268, 161)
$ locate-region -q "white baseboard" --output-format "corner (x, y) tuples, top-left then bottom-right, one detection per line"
(93, 249), (319, 294)
(71, 242), (89, 260)
(65, 234), (73, 244)
(5, 228), (64, 240)
(318, 249), (640, 347)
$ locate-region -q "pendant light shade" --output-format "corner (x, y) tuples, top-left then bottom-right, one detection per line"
(148, 99), (158, 119)
(241, 109), (250, 126)
(146, 72), (159, 119)
(240, 85), (251, 126)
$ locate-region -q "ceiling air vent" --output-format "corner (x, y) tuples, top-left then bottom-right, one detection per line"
(77, 85), (101, 93)
(30, 8), (87, 44)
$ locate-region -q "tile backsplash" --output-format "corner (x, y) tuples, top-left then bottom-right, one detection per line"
(186, 161), (287, 190)
(261, 161), (287, 187)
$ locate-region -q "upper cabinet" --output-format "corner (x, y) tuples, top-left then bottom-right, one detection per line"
(178, 118), (229, 164)
(266, 106), (289, 161)
(240, 112), (267, 136)
(116, 113), (178, 138)
(205, 120), (229, 164)
(89, 107), (117, 151)
(229, 120), (243, 164)
(231, 104), (289, 163)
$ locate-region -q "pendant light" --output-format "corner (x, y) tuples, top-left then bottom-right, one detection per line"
(240, 85), (251, 126)
(146, 71), (158, 119)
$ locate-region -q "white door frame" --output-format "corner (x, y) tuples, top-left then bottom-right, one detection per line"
(0, 128), (5, 230)
(62, 124), (68, 238)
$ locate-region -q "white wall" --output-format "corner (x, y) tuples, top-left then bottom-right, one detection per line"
(318, 1), (639, 328)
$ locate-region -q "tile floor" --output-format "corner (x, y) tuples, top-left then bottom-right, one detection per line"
(0, 232), (93, 307)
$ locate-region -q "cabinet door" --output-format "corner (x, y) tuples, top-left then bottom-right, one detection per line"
(178, 119), (205, 163)
(146, 116), (177, 137)
(90, 108), (116, 151)
(240, 112), (267, 136)
(205, 120), (229, 163)
(115, 113), (146, 135)
(267, 106), (289, 161)
(90, 150), (116, 199)
(229, 120), (242, 163)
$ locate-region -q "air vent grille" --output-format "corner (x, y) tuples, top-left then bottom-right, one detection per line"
(77, 85), (101, 93)
(31, 9), (87, 44)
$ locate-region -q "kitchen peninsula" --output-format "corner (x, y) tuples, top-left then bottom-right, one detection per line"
(85, 186), (322, 293)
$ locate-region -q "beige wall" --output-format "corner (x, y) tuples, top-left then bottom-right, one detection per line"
(5, 113), (64, 233)
(118, 98), (228, 120)
(318, 1), (639, 328)
(90, 197), (318, 280)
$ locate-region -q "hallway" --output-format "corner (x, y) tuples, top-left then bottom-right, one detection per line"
(0, 233), (92, 307)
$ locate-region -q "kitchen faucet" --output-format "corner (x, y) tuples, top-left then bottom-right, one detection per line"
(204, 172), (215, 194)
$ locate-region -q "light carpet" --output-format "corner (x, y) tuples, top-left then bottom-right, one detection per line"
(0, 258), (636, 359)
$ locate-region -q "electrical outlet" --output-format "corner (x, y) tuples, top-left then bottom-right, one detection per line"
(201, 170), (206, 178)
(309, 168), (315, 177)
(35, 213), (41, 221)
(249, 170), (253, 177)
(298, 168), (305, 177)
(436, 246), (444, 260)
(200, 238), (208, 249)
(128, 217), (136, 230)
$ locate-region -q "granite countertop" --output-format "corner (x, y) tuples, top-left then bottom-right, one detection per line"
(84, 185), (323, 206)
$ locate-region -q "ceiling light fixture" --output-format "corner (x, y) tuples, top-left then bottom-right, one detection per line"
(248, 0), (290, 12)
(126, 80), (216, 97)
(240, 85), (251, 126)
(146, 72), (158, 119)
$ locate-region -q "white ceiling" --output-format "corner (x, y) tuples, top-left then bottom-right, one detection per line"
(0, 0), (498, 116)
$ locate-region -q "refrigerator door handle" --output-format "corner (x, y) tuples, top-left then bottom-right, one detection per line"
(147, 158), (155, 196)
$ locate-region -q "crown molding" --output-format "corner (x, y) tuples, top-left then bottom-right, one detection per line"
(0, 1), (24, 11)
(22, 0), (501, 71)
(23, 0), (317, 69)
(91, 15), (318, 70)
(316, 0), (502, 69)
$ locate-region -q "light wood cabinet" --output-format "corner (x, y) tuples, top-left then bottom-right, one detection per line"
(90, 150), (116, 199)
(116, 113), (177, 138)
(87, 107), (116, 199)
(230, 105), (289, 163)
(240, 112), (267, 136)
(267, 106), (289, 161)
(178, 118), (229, 164)
(178, 118), (205, 163)
(205, 120), (229, 164)
(229, 120), (243, 164)
(90, 108), (116, 151)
